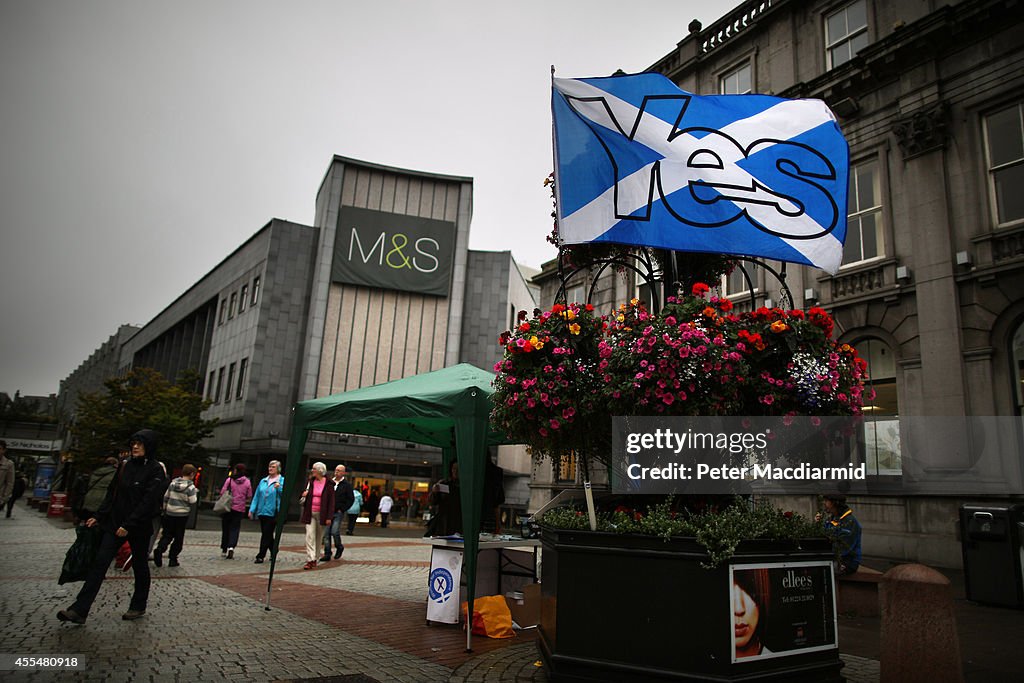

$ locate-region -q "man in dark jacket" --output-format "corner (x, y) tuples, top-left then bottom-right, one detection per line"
(57, 430), (168, 624)
(321, 464), (354, 561)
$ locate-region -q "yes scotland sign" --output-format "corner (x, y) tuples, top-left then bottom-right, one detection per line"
(332, 206), (456, 297)
(552, 73), (849, 274)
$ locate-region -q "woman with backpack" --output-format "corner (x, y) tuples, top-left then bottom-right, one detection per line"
(219, 464), (252, 559)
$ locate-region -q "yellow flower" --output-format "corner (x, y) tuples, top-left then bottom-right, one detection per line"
(630, 297), (639, 306)
(770, 320), (789, 333)
(569, 323), (581, 335)
(566, 309), (576, 320)
(530, 335), (544, 350)
(616, 313), (625, 322)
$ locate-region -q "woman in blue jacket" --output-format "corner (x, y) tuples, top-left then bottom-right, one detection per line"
(248, 460), (284, 564)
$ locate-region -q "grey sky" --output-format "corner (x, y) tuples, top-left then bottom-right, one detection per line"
(0, 0), (714, 396)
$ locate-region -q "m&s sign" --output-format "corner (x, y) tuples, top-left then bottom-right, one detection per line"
(332, 206), (456, 296)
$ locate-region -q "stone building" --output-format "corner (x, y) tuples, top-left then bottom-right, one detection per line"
(531, 0), (1024, 567)
(59, 156), (537, 514)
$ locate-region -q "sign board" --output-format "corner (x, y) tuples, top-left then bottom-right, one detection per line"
(332, 206), (456, 297)
(427, 547), (463, 624)
(729, 561), (837, 663)
(4, 438), (62, 452)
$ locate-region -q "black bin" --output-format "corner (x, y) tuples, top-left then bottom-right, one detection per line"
(959, 505), (1024, 608)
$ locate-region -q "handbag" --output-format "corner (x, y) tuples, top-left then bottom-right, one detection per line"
(213, 481), (233, 515)
(348, 490), (363, 515)
(58, 525), (102, 585)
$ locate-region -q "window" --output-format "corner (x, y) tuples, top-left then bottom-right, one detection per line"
(825, 0), (868, 69)
(842, 160), (884, 266)
(857, 338), (901, 475)
(984, 102), (1024, 225)
(228, 292), (237, 319)
(236, 358), (248, 400)
(215, 367), (225, 404)
(566, 284), (585, 305)
(225, 363), (236, 403)
(1013, 322), (1024, 427)
(218, 299), (227, 325)
(239, 284), (248, 313)
(251, 276), (261, 306)
(207, 371), (216, 400)
(723, 261), (760, 297)
(720, 62), (752, 95)
(556, 453), (577, 483)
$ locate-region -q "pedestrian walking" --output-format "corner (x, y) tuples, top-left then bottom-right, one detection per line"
(56, 429), (167, 624)
(299, 462), (333, 570)
(153, 464), (198, 568)
(249, 460), (284, 564)
(378, 491), (394, 528)
(0, 440), (14, 513)
(366, 488), (380, 525)
(321, 464), (354, 561)
(5, 471), (26, 518)
(346, 488), (363, 535)
(219, 464), (252, 559)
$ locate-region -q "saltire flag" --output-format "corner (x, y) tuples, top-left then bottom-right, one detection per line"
(552, 73), (849, 274)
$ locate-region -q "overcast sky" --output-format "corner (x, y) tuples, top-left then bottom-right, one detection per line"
(0, 0), (716, 397)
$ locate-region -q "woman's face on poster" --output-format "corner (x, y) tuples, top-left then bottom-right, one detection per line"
(733, 581), (760, 653)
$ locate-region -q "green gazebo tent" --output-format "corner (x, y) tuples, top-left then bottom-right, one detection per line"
(270, 363), (512, 650)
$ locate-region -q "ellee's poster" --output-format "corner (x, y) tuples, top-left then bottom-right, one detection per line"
(730, 561), (837, 663)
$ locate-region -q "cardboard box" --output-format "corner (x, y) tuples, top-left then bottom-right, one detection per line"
(505, 582), (541, 627)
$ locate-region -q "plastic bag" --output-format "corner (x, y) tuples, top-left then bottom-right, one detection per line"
(213, 488), (233, 514)
(461, 595), (515, 639)
(58, 525), (101, 585)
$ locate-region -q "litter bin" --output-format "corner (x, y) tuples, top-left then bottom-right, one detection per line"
(959, 504), (1024, 608)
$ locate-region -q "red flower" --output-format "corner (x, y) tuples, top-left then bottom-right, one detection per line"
(692, 282), (710, 297)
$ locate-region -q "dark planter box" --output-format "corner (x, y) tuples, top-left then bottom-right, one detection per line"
(539, 527), (843, 682)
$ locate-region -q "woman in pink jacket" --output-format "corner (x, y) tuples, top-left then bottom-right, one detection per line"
(219, 464), (252, 559)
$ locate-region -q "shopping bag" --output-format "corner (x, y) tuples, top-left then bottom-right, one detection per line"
(58, 525), (101, 585)
(213, 488), (233, 514)
(461, 595), (515, 639)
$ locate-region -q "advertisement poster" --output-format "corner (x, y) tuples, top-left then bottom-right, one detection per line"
(730, 561), (837, 663)
(426, 547), (463, 624)
(33, 462), (56, 499)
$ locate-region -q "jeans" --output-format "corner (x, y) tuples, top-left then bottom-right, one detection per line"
(155, 515), (188, 560)
(257, 515), (276, 560)
(379, 511), (390, 528)
(323, 511), (344, 556)
(346, 511), (358, 534)
(71, 525), (152, 617)
(220, 510), (242, 551)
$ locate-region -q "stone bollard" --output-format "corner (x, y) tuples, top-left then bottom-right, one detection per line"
(880, 564), (963, 683)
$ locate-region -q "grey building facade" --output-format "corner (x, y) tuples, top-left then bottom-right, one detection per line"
(531, 0), (1024, 567)
(59, 156), (537, 506)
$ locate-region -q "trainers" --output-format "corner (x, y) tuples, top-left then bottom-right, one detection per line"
(254, 557), (264, 564)
(319, 554), (331, 563)
(153, 550), (163, 567)
(57, 608), (86, 624)
(334, 549), (343, 559)
(303, 560), (317, 570)
(122, 610), (145, 621)
(120, 554), (133, 572)
(168, 558), (180, 567)
(226, 548), (234, 559)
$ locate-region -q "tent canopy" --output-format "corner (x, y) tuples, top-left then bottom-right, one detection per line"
(273, 363), (510, 649)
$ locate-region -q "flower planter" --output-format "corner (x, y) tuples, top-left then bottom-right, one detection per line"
(538, 527), (843, 682)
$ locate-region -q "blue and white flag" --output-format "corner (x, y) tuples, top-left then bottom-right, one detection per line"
(552, 73), (849, 274)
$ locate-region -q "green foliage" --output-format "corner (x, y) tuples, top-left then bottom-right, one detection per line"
(540, 497), (823, 567)
(71, 367), (218, 472)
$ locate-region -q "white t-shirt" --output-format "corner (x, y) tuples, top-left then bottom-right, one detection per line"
(378, 495), (394, 514)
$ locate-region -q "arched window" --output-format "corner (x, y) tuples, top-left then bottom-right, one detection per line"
(1012, 321), (1024, 422)
(857, 338), (901, 475)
